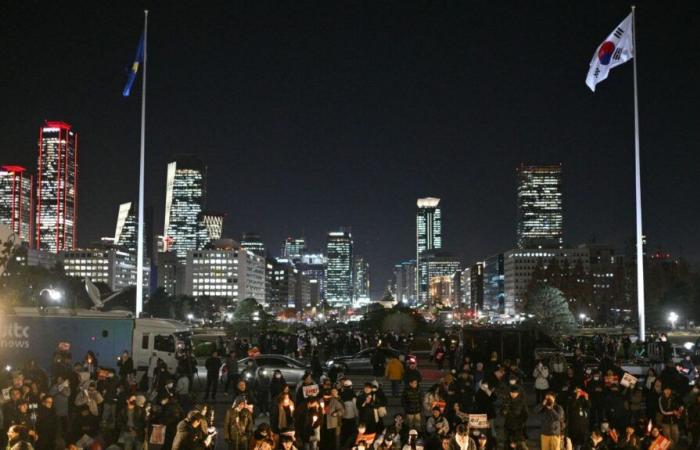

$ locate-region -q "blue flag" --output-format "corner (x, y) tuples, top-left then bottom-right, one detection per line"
(122, 33), (145, 97)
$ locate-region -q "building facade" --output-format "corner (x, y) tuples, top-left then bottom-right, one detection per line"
(114, 202), (137, 255)
(36, 121), (78, 253)
(418, 250), (461, 306)
(483, 253), (505, 314)
(461, 263), (484, 310)
(353, 256), (370, 304)
(241, 232), (266, 257)
(183, 240), (266, 303)
(163, 157), (206, 260)
(393, 260), (417, 305)
(199, 211), (224, 246)
(281, 237), (306, 261)
(60, 248), (149, 292)
(325, 230), (353, 307)
(504, 247), (590, 314)
(416, 197), (442, 302)
(516, 164), (563, 249)
(297, 253), (327, 301)
(0, 166), (33, 245)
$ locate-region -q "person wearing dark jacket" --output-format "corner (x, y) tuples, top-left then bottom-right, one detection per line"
(224, 396), (254, 450)
(568, 388), (591, 450)
(34, 396), (57, 450)
(357, 383), (381, 434)
(474, 383), (496, 429)
(296, 397), (323, 450)
(536, 393), (565, 450)
(658, 385), (683, 447)
(401, 379), (423, 431)
(204, 351), (223, 400)
(603, 384), (628, 435)
(687, 393), (700, 450)
(172, 411), (206, 450)
(501, 386), (528, 447)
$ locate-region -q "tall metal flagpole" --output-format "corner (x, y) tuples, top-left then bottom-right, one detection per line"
(136, 9), (148, 317)
(631, 6), (645, 341)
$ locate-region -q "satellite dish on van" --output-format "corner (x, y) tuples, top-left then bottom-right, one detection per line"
(0, 224), (18, 277)
(85, 277), (104, 308)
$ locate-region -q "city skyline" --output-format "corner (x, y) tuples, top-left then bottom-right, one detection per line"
(1, 2), (699, 295)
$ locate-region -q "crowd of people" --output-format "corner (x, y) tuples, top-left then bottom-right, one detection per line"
(2, 331), (700, 450)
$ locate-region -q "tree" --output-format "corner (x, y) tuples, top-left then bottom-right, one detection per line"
(233, 298), (261, 321)
(524, 285), (577, 337)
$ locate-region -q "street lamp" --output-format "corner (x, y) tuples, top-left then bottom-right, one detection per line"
(668, 311), (679, 329)
(186, 313), (194, 322)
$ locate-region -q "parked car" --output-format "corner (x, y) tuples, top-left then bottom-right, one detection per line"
(325, 347), (401, 374)
(234, 354), (310, 387)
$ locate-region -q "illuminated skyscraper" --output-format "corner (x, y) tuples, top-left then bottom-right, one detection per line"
(198, 211), (225, 245)
(416, 197), (442, 302)
(36, 121), (78, 253)
(163, 157), (206, 260)
(517, 164), (563, 249)
(241, 232), (266, 257)
(393, 260), (416, 305)
(325, 230), (353, 307)
(297, 253), (327, 301)
(353, 256), (370, 304)
(281, 237), (306, 261)
(114, 202), (137, 255)
(0, 165), (33, 244)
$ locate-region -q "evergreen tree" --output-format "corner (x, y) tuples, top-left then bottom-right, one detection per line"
(524, 285), (577, 336)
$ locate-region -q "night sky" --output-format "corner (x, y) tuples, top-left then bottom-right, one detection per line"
(2, 1), (699, 296)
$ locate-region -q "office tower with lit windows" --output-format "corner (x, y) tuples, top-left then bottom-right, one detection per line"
(36, 121), (78, 252)
(114, 202), (137, 255)
(198, 211), (224, 245)
(325, 230), (353, 307)
(241, 232), (266, 257)
(516, 164), (563, 249)
(281, 237), (306, 261)
(297, 253), (327, 301)
(353, 256), (370, 304)
(163, 157), (206, 260)
(418, 250), (461, 306)
(0, 165), (33, 244)
(416, 197), (442, 302)
(393, 260), (416, 305)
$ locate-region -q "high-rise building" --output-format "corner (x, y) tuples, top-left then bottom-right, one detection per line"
(461, 263), (484, 310)
(418, 250), (461, 306)
(184, 239), (266, 303)
(156, 251), (182, 297)
(325, 230), (353, 307)
(297, 253), (327, 301)
(163, 157), (206, 260)
(483, 253), (505, 313)
(241, 232), (266, 257)
(198, 211), (225, 245)
(504, 247), (590, 315)
(416, 197), (442, 302)
(60, 247), (149, 292)
(114, 202), (137, 255)
(393, 260), (416, 305)
(270, 258), (299, 310)
(517, 164), (563, 249)
(36, 121), (78, 253)
(281, 237), (306, 261)
(353, 256), (370, 304)
(0, 165), (33, 245)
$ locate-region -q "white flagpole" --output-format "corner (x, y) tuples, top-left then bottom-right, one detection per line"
(136, 9), (148, 317)
(631, 5), (645, 341)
